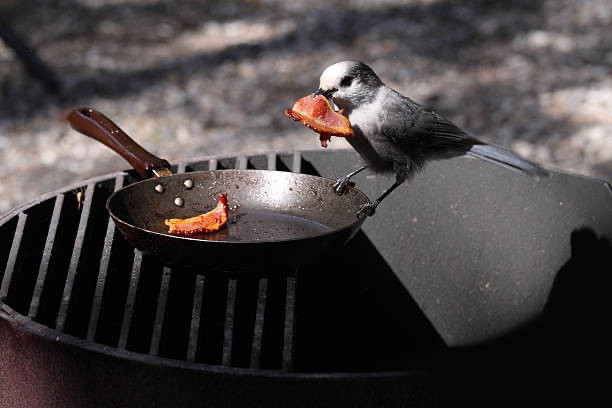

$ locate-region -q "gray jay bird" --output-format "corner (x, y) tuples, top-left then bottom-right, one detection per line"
(314, 61), (547, 216)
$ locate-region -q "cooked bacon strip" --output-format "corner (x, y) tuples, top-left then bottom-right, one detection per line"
(285, 94), (354, 148)
(165, 194), (229, 236)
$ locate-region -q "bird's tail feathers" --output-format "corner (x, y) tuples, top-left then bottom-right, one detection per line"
(467, 144), (548, 177)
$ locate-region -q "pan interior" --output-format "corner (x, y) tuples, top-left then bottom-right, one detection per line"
(108, 170), (368, 243)
(157, 209), (332, 242)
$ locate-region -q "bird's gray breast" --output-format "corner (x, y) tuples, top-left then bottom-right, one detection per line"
(347, 104), (406, 173)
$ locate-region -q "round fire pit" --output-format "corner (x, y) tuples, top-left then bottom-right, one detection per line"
(2, 150), (611, 407)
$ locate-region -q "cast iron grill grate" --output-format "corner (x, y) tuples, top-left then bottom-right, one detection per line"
(0, 152), (442, 374)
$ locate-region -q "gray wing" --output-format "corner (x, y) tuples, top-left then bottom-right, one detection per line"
(379, 95), (481, 151)
(379, 93), (547, 176)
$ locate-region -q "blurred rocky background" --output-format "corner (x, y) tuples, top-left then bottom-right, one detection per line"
(1, 0), (611, 213)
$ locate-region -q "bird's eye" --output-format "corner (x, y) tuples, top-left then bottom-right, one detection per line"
(340, 75), (353, 87)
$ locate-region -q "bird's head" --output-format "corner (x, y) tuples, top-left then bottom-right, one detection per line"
(315, 61), (383, 110)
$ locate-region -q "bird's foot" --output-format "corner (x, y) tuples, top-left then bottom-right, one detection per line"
(332, 177), (353, 195)
(357, 202), (377, 217)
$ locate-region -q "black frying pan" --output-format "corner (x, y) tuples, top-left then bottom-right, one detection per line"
(67, 108), (370, 268)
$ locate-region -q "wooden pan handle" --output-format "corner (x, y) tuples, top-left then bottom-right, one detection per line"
(67, 108), (171, 179)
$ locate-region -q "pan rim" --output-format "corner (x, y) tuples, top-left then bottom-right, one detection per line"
(106, 169), (370, 244)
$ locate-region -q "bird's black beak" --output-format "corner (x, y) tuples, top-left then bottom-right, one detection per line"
(314, 88), (335, 99)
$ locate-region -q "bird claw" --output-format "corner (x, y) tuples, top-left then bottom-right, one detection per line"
(332, 177), (352, 195)
(357, 203), (377, 217)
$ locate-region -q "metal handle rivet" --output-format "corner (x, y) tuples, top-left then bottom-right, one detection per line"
(183, 179), (194, 189)
(155, 184), (164, 194)
(175, 197), (184, 207)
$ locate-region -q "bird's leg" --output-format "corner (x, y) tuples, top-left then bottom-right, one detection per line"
(358, 163), (409, 217)
(357, 180), (404, 217)
(333, 166), (367, 195)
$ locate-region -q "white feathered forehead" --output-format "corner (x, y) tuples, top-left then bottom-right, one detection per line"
(319, 61), (355, 90)
(319, 61), (381, 90)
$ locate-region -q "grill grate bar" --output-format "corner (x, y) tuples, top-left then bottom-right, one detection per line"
(0, 212), (27, 301)
(187, 274), (205, 362)
(249, 277), (268, 369)
(292, 152), (301, 173)
(282, 275), (297, 371)
(176, 163), (186, 174)
(86, 175), (124, 341)
(118, 249), (142, 350)
(236, 156), (248, 170)
(149, 267), (172, 356)
(221, 278), (237, 366)
(267, 153), (276, 170)
(208, 159), (218, 171)
(28, 195), (64, 318)
(55, 182), (95, 332)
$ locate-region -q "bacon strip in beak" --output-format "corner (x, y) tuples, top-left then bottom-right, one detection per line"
(285, 94), (354, 148)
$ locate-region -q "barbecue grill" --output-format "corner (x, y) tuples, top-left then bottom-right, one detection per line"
(2, 149), (611, 407)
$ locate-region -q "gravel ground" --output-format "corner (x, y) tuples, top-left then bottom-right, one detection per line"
(1, 0), (611, 213)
